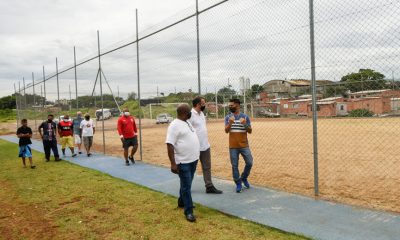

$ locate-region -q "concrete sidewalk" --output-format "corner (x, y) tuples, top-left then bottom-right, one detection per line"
(1, 135), (399, 240)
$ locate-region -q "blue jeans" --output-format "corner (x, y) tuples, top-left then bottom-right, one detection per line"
(178, 160), (198, 215)
(229, 147), (253, 184)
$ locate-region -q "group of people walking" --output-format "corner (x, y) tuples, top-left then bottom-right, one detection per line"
(166, 97), (253, 222)
(16, 112), (96, 168)
(16, 97), (253, 223)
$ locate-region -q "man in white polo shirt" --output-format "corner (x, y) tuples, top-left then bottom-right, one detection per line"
(166, 104), (199, 222)
(189, 96), (223, 194)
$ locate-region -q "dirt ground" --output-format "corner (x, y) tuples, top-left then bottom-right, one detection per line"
(2, 117), (399, 213)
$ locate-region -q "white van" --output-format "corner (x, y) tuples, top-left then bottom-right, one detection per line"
(96, 108), (112, 120)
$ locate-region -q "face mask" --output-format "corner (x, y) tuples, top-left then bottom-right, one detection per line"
(77, 114), (82, 118)
(200, 105), (206, 111)
(47, 119), (52, 123)
(187, 112), (192, 119)
(85, 117), (90, 120)
(229, 107), (236, 113)
(63, 119), (69, 122)
(124, 112), (130, 116)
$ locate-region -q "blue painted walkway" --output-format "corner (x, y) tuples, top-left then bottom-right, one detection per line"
(1, 135), (399, 240)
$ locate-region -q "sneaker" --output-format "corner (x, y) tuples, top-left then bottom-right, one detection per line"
(79, 151), (82, 154)
(45, 158), (50, 162)
(236, 183), (242, 193)
(242, 179), (250, 189)
(72, 153), (77, 157)
(185, 213), (196, 222)
(125, 161), (130, 166)
(206, 185), (223, 194)
(128, 155), (135, 164)
(30, 165), (36, 169)
(87, 153), (92, 157)
(55, 158), (61, 162)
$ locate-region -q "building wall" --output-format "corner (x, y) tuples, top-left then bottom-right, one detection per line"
(347, 97), (391, 114)
(280, 99), (310, 116)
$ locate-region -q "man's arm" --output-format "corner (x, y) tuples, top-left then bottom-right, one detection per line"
(225, 116), (234, 133)
(167, 143), (178, 174)
(38, 123), (43, 139)
(117, 118), (124, 141)
(133, 117), (137, 135)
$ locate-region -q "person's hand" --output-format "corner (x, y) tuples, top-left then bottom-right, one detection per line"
(229, 116), (235, 124)
(120, 138), (124, 143)
(239, 117), (246, 125)
(171, 163), (179, 174)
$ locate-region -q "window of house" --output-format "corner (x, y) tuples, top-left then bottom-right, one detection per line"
(340, 105), (344, 111)
(293, 103), (299, 109)
(284, 104), (288, 109)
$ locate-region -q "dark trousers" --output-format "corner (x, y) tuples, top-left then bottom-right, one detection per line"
(178, 160), (198, 215)
(43, 140), (59, 160)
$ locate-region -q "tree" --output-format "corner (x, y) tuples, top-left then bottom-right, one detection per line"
(217, 86), (236, 97)
(249, 84), (264, 97)
(341, 69), (386, 92)
(127, 92), (137, 101)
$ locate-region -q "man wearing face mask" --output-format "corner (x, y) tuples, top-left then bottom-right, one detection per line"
(166, 104), (199, 222)
(80, 113), (95, 157)
(117, 107), (138, 166)
(224, 98), (253, 193)
(58, 115), (77, 157)
(188, 96), (222, 194)
(38, 114), (60, 162)
(72, 111), (84, 154)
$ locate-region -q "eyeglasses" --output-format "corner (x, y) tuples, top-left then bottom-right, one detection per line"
(186, 121), (194, 132)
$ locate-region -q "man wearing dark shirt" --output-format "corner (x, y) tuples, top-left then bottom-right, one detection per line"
(17, 119), (35, 168)
(38, 114), (60, 162)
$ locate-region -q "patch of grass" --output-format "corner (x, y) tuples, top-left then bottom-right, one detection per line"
(0, 139), (310, 240)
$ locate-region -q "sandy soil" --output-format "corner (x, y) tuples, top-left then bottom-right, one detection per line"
(2, 117), (399, 213)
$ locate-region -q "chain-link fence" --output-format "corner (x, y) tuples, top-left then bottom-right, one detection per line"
(14, 0), (400, 213)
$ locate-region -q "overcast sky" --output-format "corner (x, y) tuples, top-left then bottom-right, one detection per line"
(1, 0), (400, 100)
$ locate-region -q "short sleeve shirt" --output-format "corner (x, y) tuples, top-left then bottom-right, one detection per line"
(224, 112), (251, 149)
(188, 108), (210, 151)
(80, 119), (95, 137)
(17, 126), (32, 146)
(39, 121), (57, 141)
(72, 117), (83, 135)
(165, 119), (200, 164)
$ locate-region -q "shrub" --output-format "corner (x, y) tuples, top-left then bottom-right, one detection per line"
(348, 108), (374, 117)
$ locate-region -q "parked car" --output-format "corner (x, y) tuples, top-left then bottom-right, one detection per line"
(110, 108), (121, 117)
(258, 110), (280, 118)
(156, 113), (173, 124)
(96, 108), (112, 120)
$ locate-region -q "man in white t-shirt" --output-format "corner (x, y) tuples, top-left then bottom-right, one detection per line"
(166, 104), (199, 222)
(189, 96), (222, 194)
(80, 113), (95, 157)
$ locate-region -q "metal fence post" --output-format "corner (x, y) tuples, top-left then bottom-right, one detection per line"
(32, 72), (37, 132)
(196, 0), (201, 95)
(97, 30), (106, 154)
(56, 57), (60, 105)
(136, 9), (143, 161)
(18, 81), (22, 120)
(309, 0), (319, 196)
(42, 66), (47, 117)
(74, 46), (78, 110)
(14, 83), (19, 127)
(23, 77), (27, 111)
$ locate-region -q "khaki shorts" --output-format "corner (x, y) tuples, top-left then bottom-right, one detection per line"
(83, 136), (93, 148)
(61, 136), (74, 149)
(74, 134), (82, 144)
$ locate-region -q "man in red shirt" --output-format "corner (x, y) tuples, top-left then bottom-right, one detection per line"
(117, 107), (138, 166)
(58, 115), (77, 157)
